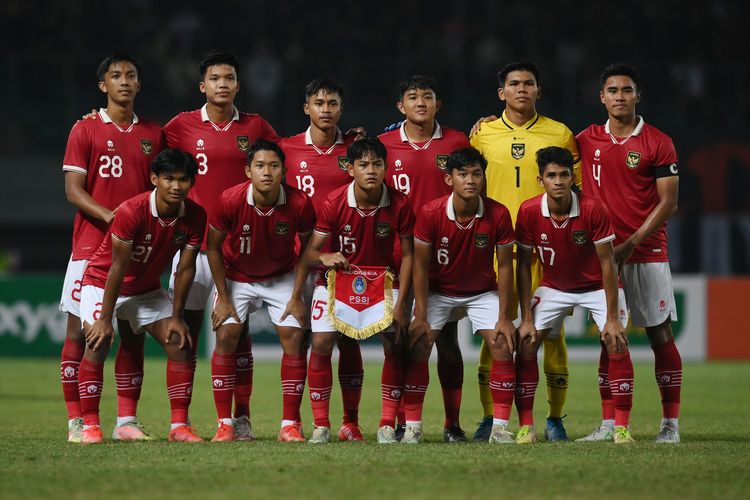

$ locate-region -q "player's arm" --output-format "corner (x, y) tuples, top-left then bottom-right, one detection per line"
(281, 231), (334, 326)
(64, 172), (115, 224)
(169, 246), (198, 350)
(596, 241), (626, 352)
(494, 244), (515, 351)
(614, 175), (678, 267)
(84, 236), (130, 351)
(206, 227), (240, 330)
(408, 239), (432, 346)
(394, 235), (414, 343)
(516, 244), (537, 348)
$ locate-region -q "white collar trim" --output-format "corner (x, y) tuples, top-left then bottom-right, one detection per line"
(399, 121), (443, 142)
(346, 181), (390, 208)
(149, 189), (185, 217)
(304, 127), (344, 146)
(446, 193), (485, 221)
(200, 104), (240, 123)
(541, 191), (579, 218)
(247, 183), (287, 207)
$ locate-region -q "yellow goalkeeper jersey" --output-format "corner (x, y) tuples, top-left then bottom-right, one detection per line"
(470, 110), (581, 225)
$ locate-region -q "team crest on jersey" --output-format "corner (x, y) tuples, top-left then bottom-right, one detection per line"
(236, 136), (249, 152)
(626, 151), (641, 169)
(436, 155), (449, 171)
(511, 143), (525, 160)
(376, 222), (390, 238)
(337, 156), (349, 172)
(475, 233), (489, 248)
(572, 230), (587, 245)
(173, 230), (187, 245)
(352, 276), (367, 295)
(140, 139), (153, 156)
(275, 222), (290, 235)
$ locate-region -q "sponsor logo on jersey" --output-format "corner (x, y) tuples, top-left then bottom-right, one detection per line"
(352, 276), (367, 295)
(626, 151), (641, 169)
(242, 224), (250, 232)
(337, 156), (349, 172)
(107, 140), (115, 151)
(275, 222), (290, 235)
(140, 139), (153, 155)
(441, 236), (449, 245)
(475, 233), (488, 248)
(511, 143), (525, 160)
(572, 230), (587, 245)
(343, 224), (352, 233)
(196, 139), (205, 150)
(300, 161), (308, 171)
(376, 222), (390, 237)
(236, 136), (249, 151)
(173, 230), (187, 245)
(436, 154), (449, 170)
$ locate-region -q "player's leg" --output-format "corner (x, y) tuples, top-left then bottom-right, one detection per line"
(232, 324), (254, 440)
(336, 335), (364, 439)
(401, 320), (441, 445)
(576, 342), (616, 442)
(434, 320), (466, 442)
(59, 258), (86, 442)
(377, 328), (406, 444)
(112, 320), (151, 441)
(209, 322), (243, 442)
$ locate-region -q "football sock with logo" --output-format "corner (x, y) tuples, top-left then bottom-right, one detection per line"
(308, 351), (332, 428)
(598, 345), (615, 422)
(233, 335), (253, 419)
(490, 359), (515, 423)
(653, 338), (682, 419)
(167, 360), (194, 425)
(61, 337), (85, 420)
(380, 349), (405, 428)
(78, 358), (104, 427)
(115, 340), (144, 419)
(543, 332), (569, 418)
(211, 353), (236, 420)
(515, 355), (539, 426)
(403, 360), (429, 425)
(281, 353), (307, 423)
(608, 351), (634, 428)
(338, 339), (364, 425)
(477, 340), (493, 418)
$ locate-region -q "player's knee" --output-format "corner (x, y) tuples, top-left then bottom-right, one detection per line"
(489, 338), (513, 361)
(312, 333), (336, 355)
(410, 335), (433, 362)
(215, 327), (241, 354)
(646, 320), (673, 347)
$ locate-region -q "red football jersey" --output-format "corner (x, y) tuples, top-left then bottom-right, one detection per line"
(379, 122), (471, 212)
(163, 105), (279, 249)
(62, 109), (163, 259)
(280, 128), (354, 213)
(577, 118), (678, 263)
(313, 182), (414, 286)
(83, 190), (206, 296)
(210, 182), (315, 283)
(414, 194), (515, 296)
(516, 192), (615, 292)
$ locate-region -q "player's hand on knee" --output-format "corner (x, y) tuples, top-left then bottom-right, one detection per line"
(408, 318), (430, 349)
(211, 297), (240, 331)
(167, 317), (193, 351)
(392, 307), (408, 346)
(85, 319), (115, 352)
(281, 296), (308, 329)
(517, 319), (537, 350)
(602, 320), (628, 353)
(320, 252), (350, 270)
(469, 115), (498, 138)
(493, 319), (516, 353)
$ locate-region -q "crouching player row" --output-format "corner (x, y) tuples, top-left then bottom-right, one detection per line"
(76, 149), (206, 444)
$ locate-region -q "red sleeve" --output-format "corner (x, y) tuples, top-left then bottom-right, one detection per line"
(110, 202), (138, 244)
(259, 118), (281, 143)
(298, 195), (316, 234)
(162, 117), (180, 148)
(398, 197), (415, 236)
(187, 206), (207, 248)
(413, 205), (434, 245)
(209, 192), (232, 233)
(590, 201), (615, 244)
(62, 122), (90, 174)
(515, 205), (533, 248)
(314, 198), (335, 234)
(494, 204), (516, 246)
(653, 135), (678, 167)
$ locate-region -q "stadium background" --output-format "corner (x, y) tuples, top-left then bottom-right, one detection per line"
(1, 0), (748, 360)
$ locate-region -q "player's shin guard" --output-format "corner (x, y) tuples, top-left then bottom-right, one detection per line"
(608, 352), (634, 428)
(380, 350), (405, 428)
(211, 353), (236, 421)
(337, 339), (363, 425)
(598, 345), (615, 421)
(515, 356), (539, 426)
(477, 340), (493, 418)
(78, 358), (104, 426)
(653, 339), (682, 419)
(167, 360), (194, 424)
(233, 336), (253, 419)
(543, 330), (569, 418)
(114, 340), (144, 419)
(489, 360), (515, 423)
(281, 353), (306, 423)
(61, 337), (85, 419)
(438, 356), (463, 428)
(403, 360), (429, 424)
(308, 352), (333, 428)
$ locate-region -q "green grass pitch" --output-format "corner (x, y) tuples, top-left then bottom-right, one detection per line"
(1, 358), (748, 499)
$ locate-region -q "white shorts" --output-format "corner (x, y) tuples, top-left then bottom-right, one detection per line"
(80, 285), (172, 334)
(422, 290), (499, 332)
(215, 272), (302, 329)
(532, 286), (628, 338)
(170, 251), (214, 311)
(59, 257), (88, 317)
(620, 262), (678, 328)
(310, 285), (399, 334)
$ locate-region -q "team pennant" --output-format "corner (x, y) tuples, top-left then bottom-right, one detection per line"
(327, 266), (394, 339)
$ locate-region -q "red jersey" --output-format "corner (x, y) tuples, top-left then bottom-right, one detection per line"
(414, 194), (515, 296)
(210, 182), (315, 283)
(280, 128), (354, 213)
(379, 122), (471, 212)
(314, 182), (414, 286)
(577, 117), (678, 263)
(62, 109), (163, 260)
(163, 105), (279, 249)
(83, 190), (206, 296)
(516, 192), (615, 292)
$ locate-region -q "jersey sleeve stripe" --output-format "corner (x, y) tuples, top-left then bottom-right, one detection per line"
(63, 165), (87, 175)
(208, 223), (227, 233)
(594, 234), (616, 245)
(414, 237), (432, 247)
(313, 229), (331, 237)
(111, 234), (133, 244)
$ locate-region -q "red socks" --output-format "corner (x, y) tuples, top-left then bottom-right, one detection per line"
(61, 337), (84, 419)
(403, 360), (429, 423)
(490, 360), (515, 422)
(337, 340), (364, 425)
(308, 352), (332, 427)
(598, 346), (616, 421)
(437, 358), (463, 428)
(78, 358), (104, 426)
(608, 351), (634, 427)
(211, 352), (236, 420)
(167, 360), (194, 424)
(653, 339), (682, 419)
(514, 356), (538, 426)
(233, 336), (253, 419)
(281, 353), (307, 423)
(380, 350), (405, 428)
(114, 340), (144, 418)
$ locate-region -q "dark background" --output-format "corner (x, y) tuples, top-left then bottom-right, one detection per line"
(1, 0), (748, 274)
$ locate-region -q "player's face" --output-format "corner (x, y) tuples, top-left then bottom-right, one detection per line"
(98, 62), (140, 105)
(200, 64), (239, 106)
(246, 149), (284, 196)
(600, 75), (640, 120)
(498, 70), (539, 114)
(304, 90), (342, 130)
(538, 163), (573, 201)
(397, 88), (441, 126)
(348, 153), (386, 192)
(151, 170), (193, 205)
(446, 164), (485, 201)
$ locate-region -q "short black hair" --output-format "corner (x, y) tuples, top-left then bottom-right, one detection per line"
(445, 147), (487, 174)
(536, 146), (574, 176)
(347, 137), (387, 164)
(97, 53), (141, 82)
(599, 63), (641, 91)
(399, 75), (440, 100)
(305, 77), (344, 101)
(497, 61), (540, 87)
(247, 139), (285, 165)
(151, 148), (198, 180)
(199, 51), (240, 78)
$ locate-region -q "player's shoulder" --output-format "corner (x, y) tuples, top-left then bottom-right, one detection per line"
(278, 132), (305, 149)
(326, 183), (350, 203)
(519, 193), (544, 212)
(184, 196), (207, 218)
(222, 180), (251, 201)
(536, 113), (574, 135)
(483, 196), (511, 217)
(388, 185), (410, 205)
(237, 111), (267, 124)
(576, 123), (605, 141)
(641, 121), (674, 143)
(377, 128), (401, 145)
(164, 109), (200, 129)
(284, 183), (311, 205)
(135, 117), (162, 134)
(577, 191), (608, 214)
(121, 191), (151, 213)
(421, 194), (449, 214)
(440, 125), (469, 142)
